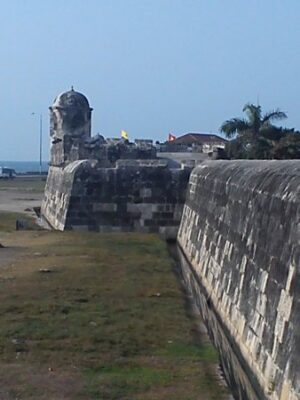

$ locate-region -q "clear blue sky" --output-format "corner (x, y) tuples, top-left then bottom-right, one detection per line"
(1, 0), (300, 160)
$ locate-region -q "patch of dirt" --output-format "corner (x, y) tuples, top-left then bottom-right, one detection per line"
(0, 363), (83, 400)
(0, 188), (43, 215)
(0, 247), (23, 269)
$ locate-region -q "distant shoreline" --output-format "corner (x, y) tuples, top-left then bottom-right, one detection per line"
(0, 161), (49, 173)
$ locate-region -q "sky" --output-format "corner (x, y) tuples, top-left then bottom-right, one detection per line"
(1, 0), (300, 161)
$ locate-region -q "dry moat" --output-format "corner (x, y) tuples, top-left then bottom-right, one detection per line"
(0, 177), (231, 400)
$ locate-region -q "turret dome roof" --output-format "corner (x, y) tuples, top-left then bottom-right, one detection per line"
(52, 87), (90, 110)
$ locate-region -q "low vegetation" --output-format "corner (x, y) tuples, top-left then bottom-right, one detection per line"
(0, 177), (46, 192)
(0, 216), (228, 399)
(0, 212), (38, 232)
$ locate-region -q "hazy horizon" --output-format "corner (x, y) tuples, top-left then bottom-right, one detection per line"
(1, 0), (300, 161)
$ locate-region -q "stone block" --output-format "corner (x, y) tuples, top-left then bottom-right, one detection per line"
(139, 188), (152, 198)
(277, 289), (293, 321)
(256, 293), (267, 317)
(93, 203), (117, 212)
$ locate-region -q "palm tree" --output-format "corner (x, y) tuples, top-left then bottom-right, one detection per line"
(220, 103), (287, 159)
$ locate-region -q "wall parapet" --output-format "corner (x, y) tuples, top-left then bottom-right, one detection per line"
(177, 160), (300, 400)
(41, 160), (190, 238)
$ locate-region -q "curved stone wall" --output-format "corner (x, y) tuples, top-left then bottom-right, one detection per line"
(177, 160), (300, 400)
(41, 160), (190, 238)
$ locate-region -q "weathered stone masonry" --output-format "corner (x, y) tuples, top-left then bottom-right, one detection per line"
(42, 159), (189, 237)
(42, 89), (300, 398)
(177, 160), (300, 400)
(41, 89), (191, 238)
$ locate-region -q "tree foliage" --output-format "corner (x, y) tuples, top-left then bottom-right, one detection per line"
(220, 103), (300, 159)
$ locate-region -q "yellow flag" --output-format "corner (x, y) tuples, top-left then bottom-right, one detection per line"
(121, 130), (128, 140)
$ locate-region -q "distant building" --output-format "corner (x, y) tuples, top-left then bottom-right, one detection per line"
(164, 133), (228, 153)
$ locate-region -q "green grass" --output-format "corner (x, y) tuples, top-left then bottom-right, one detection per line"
(0, 211), (39, 232)
(157, 341), (219, 361)
(85, 366), (173, 399)
(0, 227), (229, 399)
(0, 177), (45, 192)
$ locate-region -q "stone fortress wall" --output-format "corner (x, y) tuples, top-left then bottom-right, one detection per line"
(177, 160), (300, 400)
(42, 159), (189, 237)
(42, 89), (300, 399)
(41, 89), (190, 237)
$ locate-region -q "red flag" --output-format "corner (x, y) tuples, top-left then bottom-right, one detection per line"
(168, 133), (176, 142)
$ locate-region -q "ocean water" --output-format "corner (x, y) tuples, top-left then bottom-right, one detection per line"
(0, 161), (49, 173)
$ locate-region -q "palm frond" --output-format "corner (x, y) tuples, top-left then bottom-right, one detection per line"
(243, 103), (261, 126)
(262, 109), (287, 124)
(220, 118), (249, 138)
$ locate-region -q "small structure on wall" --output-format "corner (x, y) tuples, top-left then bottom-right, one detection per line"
(41, 89), (190, 238)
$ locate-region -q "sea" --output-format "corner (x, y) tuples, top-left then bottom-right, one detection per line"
(0, 161), (49, 173)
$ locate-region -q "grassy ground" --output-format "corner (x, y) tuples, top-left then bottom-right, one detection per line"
(0, 214), (229, 399)
(0, 177), (46, 192)
(0, 211), (39, 232)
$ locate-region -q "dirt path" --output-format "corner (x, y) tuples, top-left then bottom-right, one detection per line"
(0, 177), (45, 268)
(0, 186), (43, 214)
(0, 246), (23, 268)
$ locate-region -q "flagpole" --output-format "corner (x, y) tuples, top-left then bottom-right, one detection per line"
(39, 114), (43, 175)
